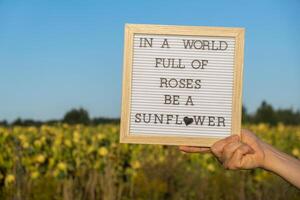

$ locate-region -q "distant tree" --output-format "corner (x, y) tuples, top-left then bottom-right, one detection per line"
(63, 108), (90, 125)
(242, 105), (248, 124)
(45, 119), (60, 125)
(92, 117), (120, 125)
(0, 120), (8, 126)
(296, 111), (300, 125)
(277, 108), (300, 125)
(255, 101), (277, 125)
(11, 118), (43, 126)
(12, 118), (23, 126)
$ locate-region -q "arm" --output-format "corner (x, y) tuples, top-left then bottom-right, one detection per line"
(262, 141), (300, 188)
(179, 129), (300, 189)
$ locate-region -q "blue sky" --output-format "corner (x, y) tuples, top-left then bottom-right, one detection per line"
(0, 0), (299, 121)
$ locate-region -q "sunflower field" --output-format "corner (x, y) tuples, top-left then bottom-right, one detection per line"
(0, 123), (299, 200)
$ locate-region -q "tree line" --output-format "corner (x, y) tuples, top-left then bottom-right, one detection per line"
(0, 101), (299, 126)
(0, 108), (119, 127)
(242, 101), (300, 125)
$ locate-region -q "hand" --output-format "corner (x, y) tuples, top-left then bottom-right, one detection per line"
(180, 129), (300, 188)
(179, 129), (266, 170)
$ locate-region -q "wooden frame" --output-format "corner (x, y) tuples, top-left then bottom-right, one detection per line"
(120, 24), (244, 147)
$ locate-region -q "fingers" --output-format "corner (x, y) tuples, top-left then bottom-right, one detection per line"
(223, 144), (254, 169)
(222, 142), (243, 161)
(211, 135), (239, 158)
(180, 133), (257, 170)
(179, 146), (210, 153)
(210, 134), (257, 170)
(241, 129), (258, 144)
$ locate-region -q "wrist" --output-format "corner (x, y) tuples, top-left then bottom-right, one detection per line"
(260, 141), (300, 189)
(260, 141), (283, 172)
